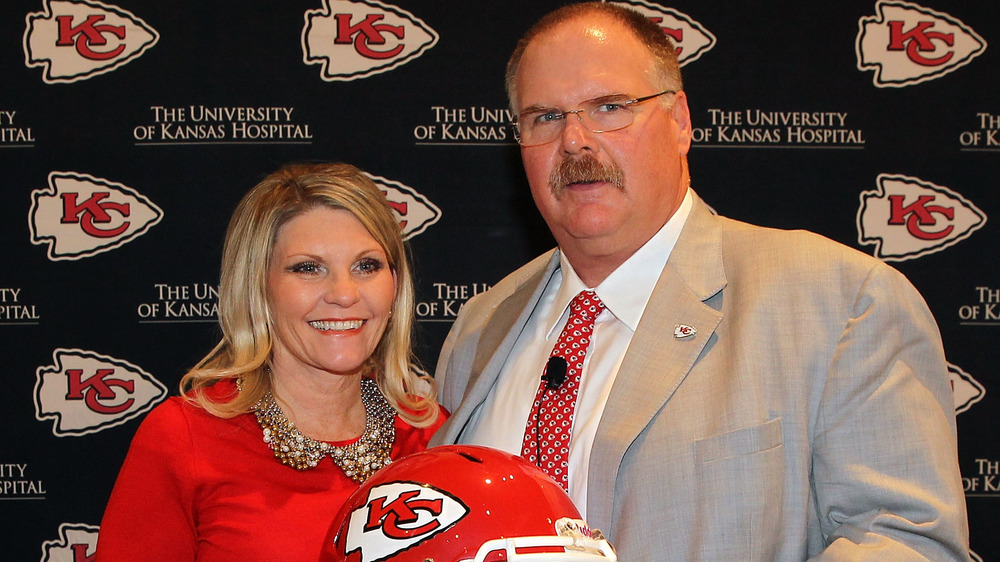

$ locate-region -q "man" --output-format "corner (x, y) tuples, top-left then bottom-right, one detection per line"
(430, 2), (969, 560)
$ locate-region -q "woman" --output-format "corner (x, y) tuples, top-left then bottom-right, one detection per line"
(97, 163), (445, 561)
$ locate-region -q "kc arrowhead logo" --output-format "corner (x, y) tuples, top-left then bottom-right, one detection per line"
(856, 1), (986, 87)
(24, 0), (159, 84)
(950, 363), (985, 415)
(302, 0), (438, 82)
(612, 1), (716, 66)
(41, 523), (99, 562)
(367, 173), (441, 240)
(35, 348), (167, 436)
(344, 482), (469, 562)
(857, 173), (986, 261)
(29, 171), (163, 261)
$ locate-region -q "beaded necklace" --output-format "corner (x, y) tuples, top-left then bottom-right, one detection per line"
(251, 378), (395, 482)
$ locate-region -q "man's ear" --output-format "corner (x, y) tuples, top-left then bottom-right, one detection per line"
(671, 91), (693, 156)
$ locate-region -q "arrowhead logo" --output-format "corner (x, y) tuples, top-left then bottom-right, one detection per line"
(612, 1), (715, 66)
(856, 1), (986, 87)
(41, 523), (99, 562)
(29, 171), (164, 261)
(344, 482), (469, 562)
(950, 363), (984, 414)
(367, 173), (441, 240)
(673, 325), (697, 339)
(302, 0), (438, 82)
(24, 0), (159, 84)
(857, 173), (986, 261)
(34, 348), (167, 436)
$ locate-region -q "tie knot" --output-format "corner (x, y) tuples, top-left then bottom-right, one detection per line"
(569, 290), (605, 322)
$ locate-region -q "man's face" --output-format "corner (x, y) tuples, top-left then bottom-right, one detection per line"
(514, 15), (692, 273)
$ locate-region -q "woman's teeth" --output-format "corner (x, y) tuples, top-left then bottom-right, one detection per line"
(309, 319), (364, 331)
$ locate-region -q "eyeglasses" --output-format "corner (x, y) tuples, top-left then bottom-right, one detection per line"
(510, 90), (676, 147)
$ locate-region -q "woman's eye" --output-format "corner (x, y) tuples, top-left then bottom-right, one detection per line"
(355, 257), (385, 274)
(288, 262), (321, 274)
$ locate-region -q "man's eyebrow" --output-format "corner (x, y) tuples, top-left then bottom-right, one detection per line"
(519, 93), (632, 115)
(518, 103), (557, 115)
(587, 92), (631, 104)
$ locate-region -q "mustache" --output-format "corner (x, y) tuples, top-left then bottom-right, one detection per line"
(549, 155), (625, 194)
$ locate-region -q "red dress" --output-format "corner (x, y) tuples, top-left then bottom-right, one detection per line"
(96, 380), (445, 561)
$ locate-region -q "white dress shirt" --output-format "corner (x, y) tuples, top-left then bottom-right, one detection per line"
(459, 189), (694, 516)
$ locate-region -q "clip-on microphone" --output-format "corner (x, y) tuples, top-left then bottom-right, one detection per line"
(543, 356), (568, 390)
(534, 355), (570, 466)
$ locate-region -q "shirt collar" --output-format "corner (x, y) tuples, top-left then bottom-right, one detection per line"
(545, 188), (694, 337)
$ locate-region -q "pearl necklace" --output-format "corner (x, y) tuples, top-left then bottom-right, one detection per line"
(251, 378), (395, 482)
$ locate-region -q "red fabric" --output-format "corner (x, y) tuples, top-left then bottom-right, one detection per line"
(521, 290), (604, 490)
(96, 380), (445, 561)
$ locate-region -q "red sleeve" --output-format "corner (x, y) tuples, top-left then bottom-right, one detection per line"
(96, 398), (198, 561)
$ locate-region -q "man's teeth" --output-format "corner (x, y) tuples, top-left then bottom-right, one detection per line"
(309, 320), (364, 331)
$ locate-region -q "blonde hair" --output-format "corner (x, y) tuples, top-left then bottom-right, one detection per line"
(180, 162), (439, 427)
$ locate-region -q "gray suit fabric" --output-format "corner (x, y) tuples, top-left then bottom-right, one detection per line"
(431, 194), (969, 561)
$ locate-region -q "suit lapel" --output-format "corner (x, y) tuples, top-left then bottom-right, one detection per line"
(587, 197), (727, 530)
(441, 252), (559, 443)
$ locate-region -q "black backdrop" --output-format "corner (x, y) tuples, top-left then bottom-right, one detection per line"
(2, 1), (997, 560)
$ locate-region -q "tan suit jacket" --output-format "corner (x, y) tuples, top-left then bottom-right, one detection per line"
(431, 195), (969, 560)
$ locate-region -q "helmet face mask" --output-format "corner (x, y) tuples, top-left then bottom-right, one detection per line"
(469, 519), (618, 562)
(323, 446), (617, 562)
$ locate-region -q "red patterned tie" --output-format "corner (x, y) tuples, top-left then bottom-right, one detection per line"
(521, 290), (605, 490)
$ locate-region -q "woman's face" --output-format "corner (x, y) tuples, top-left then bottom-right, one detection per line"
(266, 207), (396, 379)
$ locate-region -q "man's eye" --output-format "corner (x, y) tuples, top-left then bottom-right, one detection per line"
(595, 102), (627, 114)
(533, 111), (563, 125)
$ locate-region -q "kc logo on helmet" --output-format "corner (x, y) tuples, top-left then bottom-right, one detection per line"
(35, 348), (167, 437)
(302, 0), (438, 82)
(612, 1), (716, 66)
(29, 171), (163, 261)
(41, 523), (98, 562)
(343, 482), (469, 562)
(856, 1), (986, 87)
(23, 0), (159, 84)
(366, 173), (441, 240)
(857, 173), (986, 261)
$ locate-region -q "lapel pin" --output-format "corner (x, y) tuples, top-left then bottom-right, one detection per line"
(674, 325), (697, 339)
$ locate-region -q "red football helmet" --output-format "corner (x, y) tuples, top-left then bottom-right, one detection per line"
(323, 445), (617, 562)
